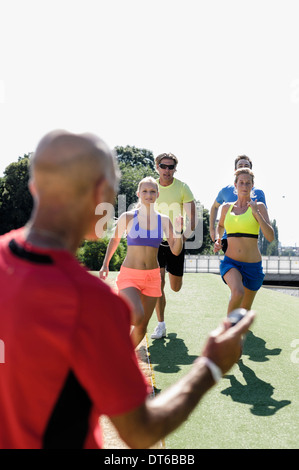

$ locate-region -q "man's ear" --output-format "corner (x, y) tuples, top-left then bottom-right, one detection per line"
(94, 176), (105, 201)
(90, 177), (116, 238)
(94, 177), (115, 205)
(28, 178), (37, 198)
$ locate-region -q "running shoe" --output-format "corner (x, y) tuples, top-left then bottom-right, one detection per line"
(151, 324), (166, 339)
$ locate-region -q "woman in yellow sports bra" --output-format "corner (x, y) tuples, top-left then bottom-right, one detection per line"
(214, 168), (274, 314)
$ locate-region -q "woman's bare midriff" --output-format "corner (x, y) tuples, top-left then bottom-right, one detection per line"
(122, 245), (160, 270)
(225, 237), (262, 263)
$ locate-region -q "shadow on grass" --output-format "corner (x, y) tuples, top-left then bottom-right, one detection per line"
(243, 331), (282, 362)
(221, 359), (291, 416)
(148, 330), (291, 413)
(148, 333), (198, 374)
(221, 331), (291, 415)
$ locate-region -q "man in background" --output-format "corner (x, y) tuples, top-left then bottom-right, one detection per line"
(209, 155), (267, 252)
(151, 153), (198, 339)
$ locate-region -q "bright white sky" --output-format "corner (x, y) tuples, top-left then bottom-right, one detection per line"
(0, 0), (298, 246)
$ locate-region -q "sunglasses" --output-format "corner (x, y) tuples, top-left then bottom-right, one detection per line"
(159, 163), (175, 170)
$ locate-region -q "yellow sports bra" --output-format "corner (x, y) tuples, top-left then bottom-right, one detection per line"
(224, 204), (260, 238)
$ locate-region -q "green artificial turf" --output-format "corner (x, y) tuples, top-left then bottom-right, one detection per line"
(146, 273), (299, 449)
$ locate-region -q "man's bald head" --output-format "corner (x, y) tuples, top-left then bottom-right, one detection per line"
(30, 130), (119, 198)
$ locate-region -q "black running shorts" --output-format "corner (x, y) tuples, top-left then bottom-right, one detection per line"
(157, 241), (185, 277)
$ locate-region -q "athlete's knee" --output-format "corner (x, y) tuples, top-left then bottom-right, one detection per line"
(131, 306), (144, 326)
(134, 321), (148, 339)
(231, 285), (245, 302)
(171, 284), (182, 293)
(170, 276), (183, 292)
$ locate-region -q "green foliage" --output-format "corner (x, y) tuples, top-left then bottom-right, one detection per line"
(199, 206), (214, 254)
(115, 145), (155, 171)
(0, 155), (33, 235)
(259, 219), (279, 256)
(185, 204), (214, 255)
(77, 237), (127, 271)
(113, 145), (157, 215)
(116, 161), (157, 214)
(280, 247), (297, 256)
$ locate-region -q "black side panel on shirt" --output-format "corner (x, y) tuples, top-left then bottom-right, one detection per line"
(43, 371), (92, 449)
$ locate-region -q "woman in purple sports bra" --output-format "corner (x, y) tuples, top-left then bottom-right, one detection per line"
(99, 176), (183, 347)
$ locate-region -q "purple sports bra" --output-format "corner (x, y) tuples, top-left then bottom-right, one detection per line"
(127, 210), (164, 248)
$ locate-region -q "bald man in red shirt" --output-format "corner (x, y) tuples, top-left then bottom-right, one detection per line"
(0, 130), (254, 449)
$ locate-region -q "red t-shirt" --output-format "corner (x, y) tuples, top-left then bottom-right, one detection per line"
(0, 228), (149, 449)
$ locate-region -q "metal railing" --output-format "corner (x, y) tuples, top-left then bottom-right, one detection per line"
(184, 255), (299, 276)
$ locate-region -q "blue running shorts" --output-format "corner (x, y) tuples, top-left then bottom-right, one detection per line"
(220, 256), (265, 291)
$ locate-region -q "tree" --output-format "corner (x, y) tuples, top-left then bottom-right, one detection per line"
(116, 162), (157, 215)
(0, 155), (33, 235)
(115, 145), (155, 171)
(114, 145), (157, 215)
(77, 238), (127, 271)
(185, 204), (214, 255)
(258, 219), (279, 256)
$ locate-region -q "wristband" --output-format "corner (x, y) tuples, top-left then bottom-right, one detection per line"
(200, 357), (222, 383)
